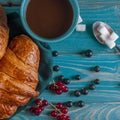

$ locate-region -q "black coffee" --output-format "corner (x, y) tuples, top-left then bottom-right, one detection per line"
(26, 0), (73, 39)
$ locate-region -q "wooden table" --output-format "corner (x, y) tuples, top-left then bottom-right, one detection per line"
(1, 0), (120, 120)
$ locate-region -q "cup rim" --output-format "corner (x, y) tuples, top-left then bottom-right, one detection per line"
(20, 0), (79, 43)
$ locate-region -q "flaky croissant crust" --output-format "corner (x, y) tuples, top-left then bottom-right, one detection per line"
(0, 35), (40, 119)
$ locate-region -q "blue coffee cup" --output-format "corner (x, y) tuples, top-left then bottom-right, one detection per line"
(21, 0), (79, 43)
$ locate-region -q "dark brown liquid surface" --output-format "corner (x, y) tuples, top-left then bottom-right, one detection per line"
(26, 0), (73, 39)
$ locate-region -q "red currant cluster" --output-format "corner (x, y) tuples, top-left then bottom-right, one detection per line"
(29, 99), (48, 116)
(49, 81), (68, 95)
(51, 103), (70, 120)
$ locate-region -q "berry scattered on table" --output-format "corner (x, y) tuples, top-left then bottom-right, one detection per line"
(75, 75), (81, 80)
(52, 51), (59, 57)
(89, 84), (95, 90)
(64, 101), (73, 107)
(49, 84), (56, 91)
(57, 114), (66, 120)
(34, 107), (42, 116)
(42, 100), (48, 106)
(94, 66), (100, 72)
(29, 107), (35, 113)
(62, 79), (70, 85)
(58, 75), (64, 81)
(85, 49), (93, 57)
(57, 81), (64, 86)
(65, 116), (71, 120)
(77, 101), (85, 107)
(56, 89), (63, 95)
(53, 65), (60, 71)
(51, 111), (58, 117)
(81, 88), (89, 95)
(94, 79), (100, 84)
(62, 86), (69, 92)
(61, 107), (68, 114)
(35, 99), (42, 105)
(39, 106), (44, 111)
(56, 103), (63, 109)
(74, 90), (81, 97)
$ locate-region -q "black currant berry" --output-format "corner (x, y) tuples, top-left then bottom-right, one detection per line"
(52, 51), (59, 57)
(65, 101), (73, 107)
(89, 84), (95, 90)
(53, 65), (60, 71)
(77, 101), (85, 107)
(74, 90), (81, 97)
(94, 66), (100, 72)
(81, 88), (88, 95)
(63, 79), (70, 84)
(94, 79), (100, 84)
(58, 75), (64, 81)
(85, 49), (93, 57)
(75, 75), (81, 80)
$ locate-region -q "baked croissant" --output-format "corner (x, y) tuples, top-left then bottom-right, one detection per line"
(0, 35), (40, 119)
(0, 102), (17, 119)
(0, 5), (9, 59)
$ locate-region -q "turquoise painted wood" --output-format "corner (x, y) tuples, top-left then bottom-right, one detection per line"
(1, 0), (120, 120)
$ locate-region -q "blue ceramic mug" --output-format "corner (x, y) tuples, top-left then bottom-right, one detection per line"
(21, 0), (79, 43)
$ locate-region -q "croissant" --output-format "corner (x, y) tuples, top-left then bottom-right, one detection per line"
(0, 102), (17, 119)
(0, 5), (9, 59)
(0, 35), (40, 119)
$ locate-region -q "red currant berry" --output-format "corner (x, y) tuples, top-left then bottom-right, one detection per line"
(65, 116), (71, 120)
(57, 81), (64, 86)
(56, 103), (63, 109)
(36, 107), (42, 113)
(51, 111), (58, 117)
(34, 99), (42, 105)
(29, 107), (35, 113)
(39, 106), (44, 111)
(58, 85), (64, 91)
(61, 107), (68, 114)
(57, 115), (61, 120)
(42, 100), (48, 106)
(61, 115), (66, 120)
(34, 112), (40, 116)
(34, 108), (42, 116)
(49, 84), (56, 91)
(62, 86), (68, 92)
(57, 115), (66, 120)
(56, 89), (63, 95)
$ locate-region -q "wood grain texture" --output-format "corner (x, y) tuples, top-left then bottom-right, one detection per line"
(1, 0), (120, 120)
